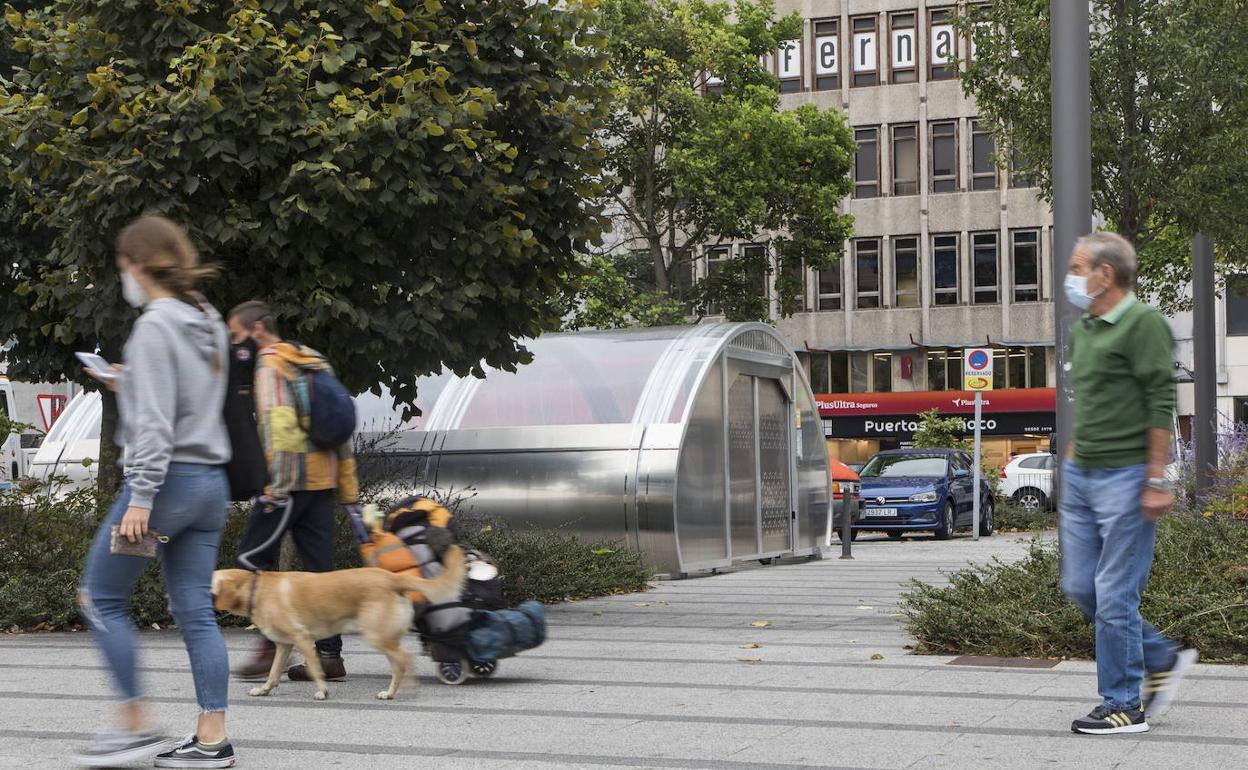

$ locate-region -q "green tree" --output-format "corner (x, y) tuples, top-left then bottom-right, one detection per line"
(958, 0), (1248, 311)
(0, 0), (608, 492)
(582, 0), (855, 324)
(912, 408), (969, 451)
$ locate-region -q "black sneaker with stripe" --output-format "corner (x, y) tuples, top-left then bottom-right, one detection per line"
(1143, 648), (1199, 719)
(154, 734), (237, 768)
(1071, 704), (1149, 735)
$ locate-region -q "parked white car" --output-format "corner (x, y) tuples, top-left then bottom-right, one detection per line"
(998, 452), (1056, 511)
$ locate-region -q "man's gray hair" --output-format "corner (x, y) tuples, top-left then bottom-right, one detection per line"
(1076, 231), (1136, 288)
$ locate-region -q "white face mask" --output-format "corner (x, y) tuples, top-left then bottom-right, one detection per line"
(1063, 272), (1105, 311)
(121, 270), (149, 308)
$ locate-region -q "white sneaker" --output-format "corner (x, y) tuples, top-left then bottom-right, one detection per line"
(1143, 648), (1199, 719)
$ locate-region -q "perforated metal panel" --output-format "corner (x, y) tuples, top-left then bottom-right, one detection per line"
(758, 379), (792, 553)
(727, 375), (759, 558)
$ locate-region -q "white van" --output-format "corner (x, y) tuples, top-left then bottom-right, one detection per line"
(27, 388), (408, 494)
(0, 371), (77, 483)
(27, 390), (101, 490)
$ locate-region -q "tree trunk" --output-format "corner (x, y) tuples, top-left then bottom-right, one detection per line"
(96, 389), (122, 501)
(651, 236), (669, 292)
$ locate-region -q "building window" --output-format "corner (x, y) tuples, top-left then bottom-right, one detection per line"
(1028, 347), (1048, 387)
(893, 236), (919, 308)
(926, 348), (965, 391)
(873, 352), (893, 392)
(854, 127), (879, 199)
(741, 242), (769, 299)
(889, 12), (917, 83)
(807, 352), (830, 393)
(855, 239), (881, 309)
(851, 15), (879, 87)
(818, 261), (843, 311)
(929, 8), (958, 81)
(1007, 346), (1027, 389)
(1227, 274), (1248, 336)
(971, 120), (997, 190)
(930, 121), (958, 193)
(776, 39), (801, 93)
(1234, 397), (1248, 427)
(892, 124), (919, 196)
(703, 245), (729, 315)
(972, 232), (999, 304)
(829, 351), (849, 392)
(932, 234), (959, 305)
(850, 352), (870, 392)
(813, 19), (840, 90)
(1012, 230), (1040, 302)
(1010, 147), (1037, 188)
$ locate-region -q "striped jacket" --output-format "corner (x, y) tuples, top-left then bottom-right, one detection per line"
(255, 342), (359, 503)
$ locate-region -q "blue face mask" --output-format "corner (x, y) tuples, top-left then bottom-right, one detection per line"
(1063, 273), (1103, 311)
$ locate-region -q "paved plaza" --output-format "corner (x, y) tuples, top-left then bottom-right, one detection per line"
(2, 533), (1246, 769)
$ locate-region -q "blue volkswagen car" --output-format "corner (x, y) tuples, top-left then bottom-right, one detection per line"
(855, 448), (994, 540)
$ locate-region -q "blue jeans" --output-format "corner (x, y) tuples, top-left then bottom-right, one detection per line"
(80, 463), (230, 713)
(1059, 460), (1177, 710)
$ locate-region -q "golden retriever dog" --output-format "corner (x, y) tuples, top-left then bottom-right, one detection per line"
(213, 546), (466, 701)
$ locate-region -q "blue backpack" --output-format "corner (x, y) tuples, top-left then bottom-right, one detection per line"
(299, 366), (356, 449)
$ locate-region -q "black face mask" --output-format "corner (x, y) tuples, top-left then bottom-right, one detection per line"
(230, 337), (258, 389)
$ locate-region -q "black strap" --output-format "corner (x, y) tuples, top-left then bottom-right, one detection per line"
(246, 571), (262, 616)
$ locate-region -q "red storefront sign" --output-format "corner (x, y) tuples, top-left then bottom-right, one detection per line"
(815, 388), (1055, 417)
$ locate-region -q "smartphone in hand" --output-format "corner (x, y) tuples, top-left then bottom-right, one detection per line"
(76, 352), (118, 382)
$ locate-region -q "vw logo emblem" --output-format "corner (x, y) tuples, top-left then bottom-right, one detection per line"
(876, 497), (886, 505)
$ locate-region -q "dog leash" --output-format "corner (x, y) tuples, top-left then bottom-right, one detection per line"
(246, 571), (262, 616)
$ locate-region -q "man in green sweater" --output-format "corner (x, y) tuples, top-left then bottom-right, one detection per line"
(1060, 232), (1198, 736)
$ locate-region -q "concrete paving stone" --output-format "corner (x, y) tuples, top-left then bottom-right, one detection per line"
(4, 531), (1244, 769)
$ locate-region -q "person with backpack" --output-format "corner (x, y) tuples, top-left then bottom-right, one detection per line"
(74, 215), (237, 768)
(227, 300), (359, 682)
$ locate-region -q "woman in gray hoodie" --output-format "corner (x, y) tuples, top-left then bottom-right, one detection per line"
(74, 216), (237, 768)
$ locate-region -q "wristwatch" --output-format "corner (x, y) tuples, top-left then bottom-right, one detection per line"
(1145, 477), (1173, 493)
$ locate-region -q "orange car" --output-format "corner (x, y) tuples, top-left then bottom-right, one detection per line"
(829, 458), (863, 524)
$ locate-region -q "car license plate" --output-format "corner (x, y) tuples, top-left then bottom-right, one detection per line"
(864, 508), (897, 517)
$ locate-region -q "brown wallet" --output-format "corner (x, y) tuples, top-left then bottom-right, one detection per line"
(108, 525), (169, 558)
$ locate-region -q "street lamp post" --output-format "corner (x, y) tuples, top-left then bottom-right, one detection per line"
(1192, 233), (1217, 498)
(1050, 1), (1092, 472)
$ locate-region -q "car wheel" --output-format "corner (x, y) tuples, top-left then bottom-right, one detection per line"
(934, 503), (954, 541)
(979, 498), (995, 537)
(1013, 488), (1046, 513)
(887, 532), (904, 540)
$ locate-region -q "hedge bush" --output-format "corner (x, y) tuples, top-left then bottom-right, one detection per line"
(900, 514), (1248, 663)
(992, 500), (1057, 532)
(0, 483), (653, 632)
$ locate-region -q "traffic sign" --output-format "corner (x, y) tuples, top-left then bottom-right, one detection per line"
(963, 347), (994, 391)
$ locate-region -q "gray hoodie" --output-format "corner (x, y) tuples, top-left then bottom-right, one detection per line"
(118, 297), (231, 509)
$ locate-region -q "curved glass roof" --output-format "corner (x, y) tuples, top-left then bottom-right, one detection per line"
(363, 323), (794, 431)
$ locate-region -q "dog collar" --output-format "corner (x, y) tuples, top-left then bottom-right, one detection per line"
(246, 571), (262, 616)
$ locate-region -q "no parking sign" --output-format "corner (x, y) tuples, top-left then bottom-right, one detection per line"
(963, 348), (994, 391)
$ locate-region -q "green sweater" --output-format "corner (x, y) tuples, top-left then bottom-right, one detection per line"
(1071, 294), (1176, 468)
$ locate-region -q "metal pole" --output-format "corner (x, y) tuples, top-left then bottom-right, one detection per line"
(972, 391), (983, 541)
(1193, 233), (1217, 498)
(1050, 1), (1092, 479)
(839, 493), (853, 559)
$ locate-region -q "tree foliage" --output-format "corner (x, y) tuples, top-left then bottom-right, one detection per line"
(577, 0), (855, 325)
(958, 0), (1248, 311)
(911, 408), (969, 451)
(0, 0), (608, 410)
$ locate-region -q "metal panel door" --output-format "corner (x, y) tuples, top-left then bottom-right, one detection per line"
(757, 379), (793, 553)
(727, 374), (759, 558)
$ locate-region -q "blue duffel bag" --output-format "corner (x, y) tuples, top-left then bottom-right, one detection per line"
(466, 600), (546, 662)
